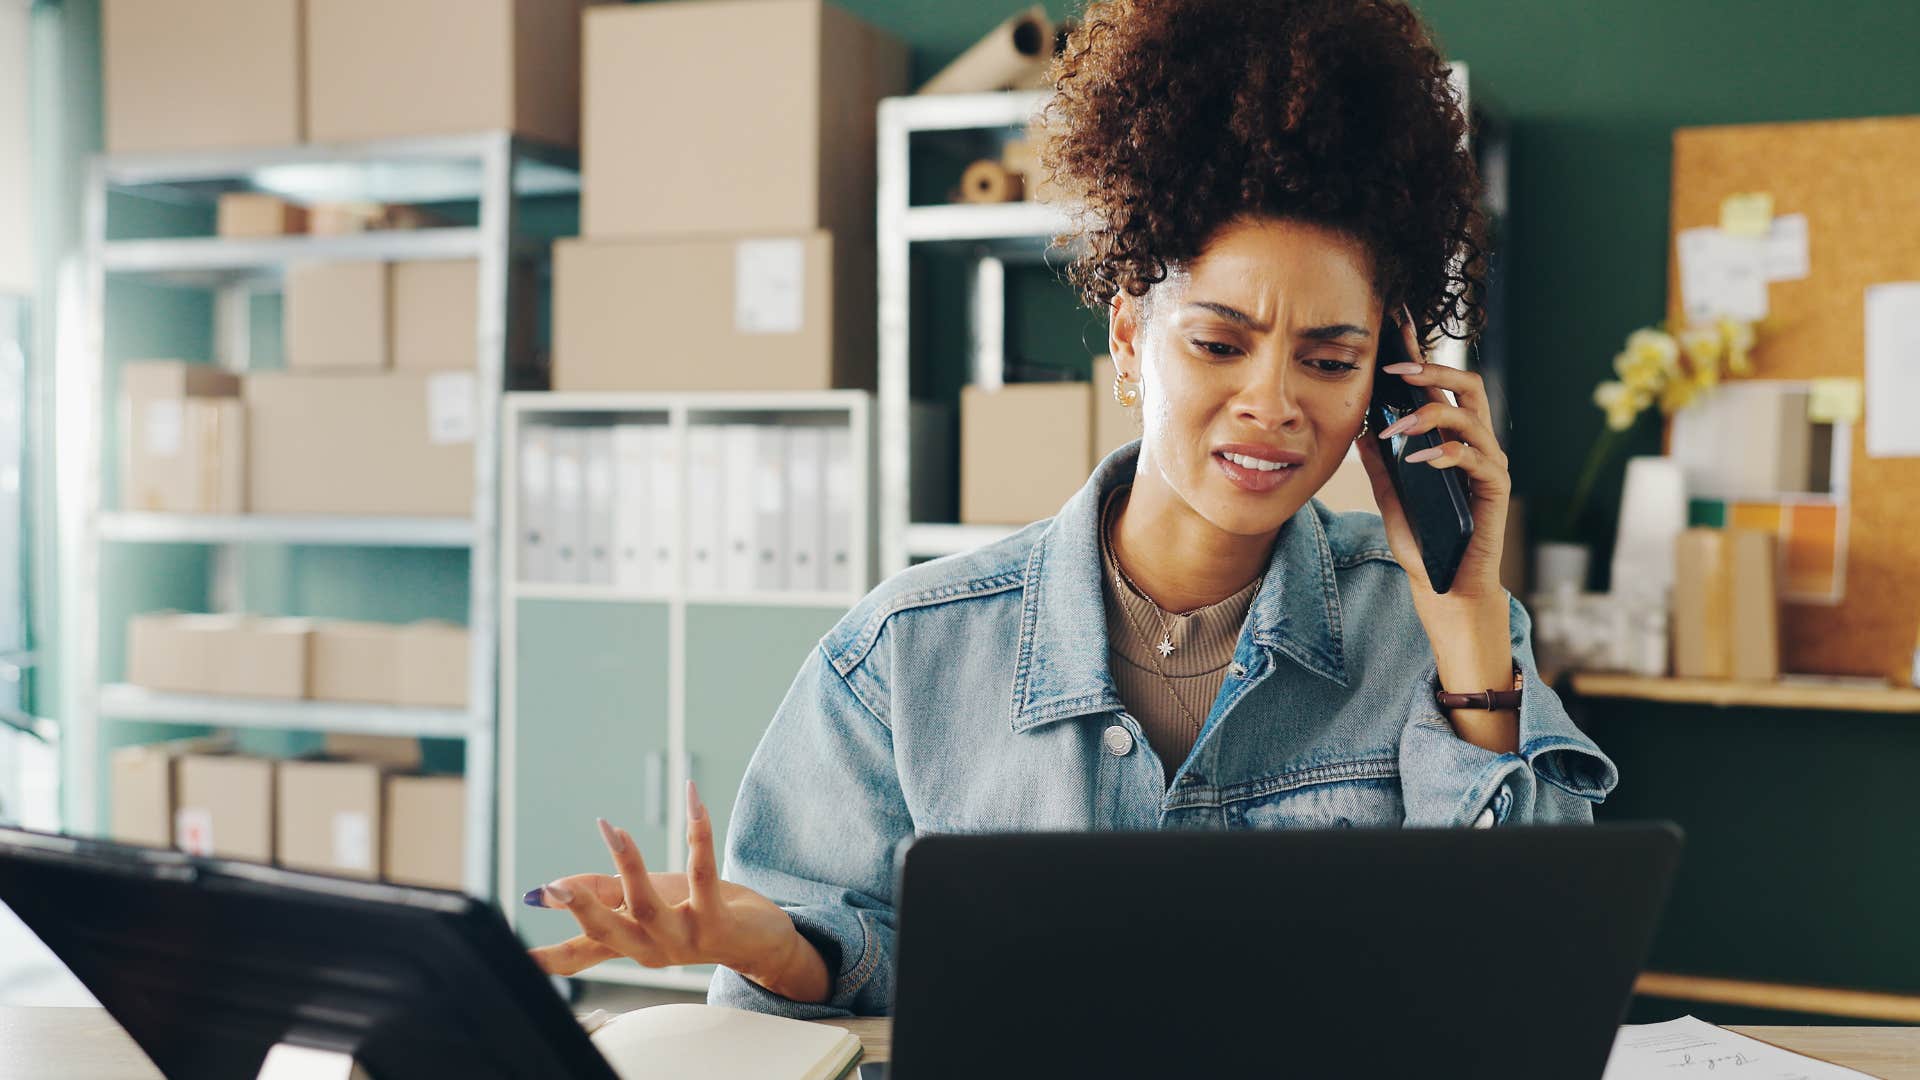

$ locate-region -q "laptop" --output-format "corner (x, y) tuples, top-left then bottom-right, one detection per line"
(886, 824), (1683, 1079)
(0, 826), (622, 1079)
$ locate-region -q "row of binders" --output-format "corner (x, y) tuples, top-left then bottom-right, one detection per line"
(518, 423), (857, 595)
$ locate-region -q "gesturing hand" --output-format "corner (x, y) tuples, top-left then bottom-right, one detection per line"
(526, 782), (823, 1002)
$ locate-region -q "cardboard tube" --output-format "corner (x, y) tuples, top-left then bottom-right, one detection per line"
(959, 159), (1024, 203)
(917, 5), (1052, 95)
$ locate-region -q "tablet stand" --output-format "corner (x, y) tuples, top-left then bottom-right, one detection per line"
(256, 1042), (373, 1080)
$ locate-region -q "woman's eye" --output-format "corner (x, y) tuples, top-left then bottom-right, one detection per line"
(1307, 358), (1361, 374)
(1190, 339), (1239, 357)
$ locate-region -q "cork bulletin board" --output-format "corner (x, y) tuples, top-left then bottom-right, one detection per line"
(1666, 116), (1920, 679)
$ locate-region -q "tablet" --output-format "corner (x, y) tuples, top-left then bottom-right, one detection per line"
(0, 825), (617, 1079)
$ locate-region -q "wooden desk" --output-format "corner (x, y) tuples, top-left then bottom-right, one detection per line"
(3, 1007), (1916, 1077)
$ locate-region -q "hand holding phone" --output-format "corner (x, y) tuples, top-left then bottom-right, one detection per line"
(1364, 314), (1475, 594)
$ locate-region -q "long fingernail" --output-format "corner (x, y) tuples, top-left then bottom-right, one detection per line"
(1378, 415), (1415, 440)
(1405, 445), (1444, 464)
(545, 881), (574, 904)
(1382, 361), (1423, 376)
(597, 817), (625, 853)
(522, 887), (547, 908)
(688, 780), (708, 822)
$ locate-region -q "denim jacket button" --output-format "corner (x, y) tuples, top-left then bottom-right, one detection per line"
(1228, 662), (1247, 677)
(1102, 725), (1134, 756)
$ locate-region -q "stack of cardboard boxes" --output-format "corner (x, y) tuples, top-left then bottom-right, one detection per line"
(110, 733), (467, 889)
(103, 0), (586, 154)
(127, 614), (469, 709)
(251, 259), (483, 516)
(551, 0), (908, 393)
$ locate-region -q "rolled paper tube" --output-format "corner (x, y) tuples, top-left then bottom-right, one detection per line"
(917, 5), (1053, 95)
(959, 159), (1025, 204)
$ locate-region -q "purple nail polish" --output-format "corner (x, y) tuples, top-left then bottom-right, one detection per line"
(522, 887), (546, 908)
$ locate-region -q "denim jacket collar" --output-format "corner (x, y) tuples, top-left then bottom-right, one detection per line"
(1010, 441), (1350, 733)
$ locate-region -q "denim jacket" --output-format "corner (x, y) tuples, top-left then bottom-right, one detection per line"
(709, 440), (1618, 1018)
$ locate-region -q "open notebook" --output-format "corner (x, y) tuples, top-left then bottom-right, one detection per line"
(578, 1004), (864, 1080)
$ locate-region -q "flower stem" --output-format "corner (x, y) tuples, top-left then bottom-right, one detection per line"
(1563, 427), (1621, 539)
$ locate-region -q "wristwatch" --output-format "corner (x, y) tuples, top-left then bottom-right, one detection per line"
(1434, 662), (1524, 711)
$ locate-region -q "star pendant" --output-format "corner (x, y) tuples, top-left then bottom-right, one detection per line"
(1156, 634), (1176, 657)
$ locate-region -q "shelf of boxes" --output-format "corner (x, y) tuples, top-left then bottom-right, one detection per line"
(500, 390), (873, 992)
(97, 684), (477, 739)
(98, 512), (475, 548)
(63, 132), (573, 900)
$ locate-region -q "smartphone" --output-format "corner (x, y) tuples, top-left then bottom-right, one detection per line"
(1368, 322), (1474, 593)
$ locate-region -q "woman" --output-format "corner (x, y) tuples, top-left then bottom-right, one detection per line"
(527, 0), (1616, 1019)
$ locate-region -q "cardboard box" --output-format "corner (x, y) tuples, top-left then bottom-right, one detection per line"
(306, 0), (583, 146)
(126, 613), (311, 699)
(245, 372), (475, 516)
(310, 621), (403, 704)
(276, 758), (385, 879)
(1672, 529), (1734, 679)
(393, 260), (476, 372)
(1727, 529), (1781, 683)
(103, 0), (304, 154)
(961, 383), (1095, 525)
(396, 622), (469, 708)
(120, 361), (246, 514)
(553, 232), (873, 392)
(109, 735), (230, 848)
(218, 193), (309, 238)
(582, 0), (907, 240)
(384, 774), (466, 890)
(285, 261), (389, 371)
(324, 733), (424, 770)
(174, 754), (275, 862)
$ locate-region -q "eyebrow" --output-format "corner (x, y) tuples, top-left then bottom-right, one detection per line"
(1183, 301), (1372, 341)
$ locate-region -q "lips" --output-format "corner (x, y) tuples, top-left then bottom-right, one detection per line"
(1212, 443), (1306, 493)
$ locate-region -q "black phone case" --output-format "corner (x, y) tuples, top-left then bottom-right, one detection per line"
(1369, 363), (1475, 594)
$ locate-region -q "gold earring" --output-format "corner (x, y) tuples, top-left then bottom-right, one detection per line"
(1355, 412), (1371, 440)
(1112, 373), (1140, 408)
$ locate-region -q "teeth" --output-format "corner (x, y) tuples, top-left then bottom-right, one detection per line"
(1222, 452), (1293, 472)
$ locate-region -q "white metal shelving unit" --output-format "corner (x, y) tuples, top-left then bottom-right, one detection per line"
(877, 90), (1075, 576)
(58, 132), (578, 898)
(499, 390), (874, 992)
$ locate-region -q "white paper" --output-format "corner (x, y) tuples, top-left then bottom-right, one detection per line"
(1865, 282), (1920, 458)
(1765, 213), (1810, 282)
(174, 807), (214, 856)
(1602, 1015), (1872, 1079)
(427, 372), (477, 445)
(1678, 226), (1769, 323)
(143, 400), (184, 456)
(734, 239), (806, 334)
(331, 811), (372, 872)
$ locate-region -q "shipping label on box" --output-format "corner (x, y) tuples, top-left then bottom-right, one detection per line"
(734, 239), (806, 334)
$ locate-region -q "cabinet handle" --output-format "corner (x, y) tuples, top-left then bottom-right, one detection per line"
(643, 752), (666, 827)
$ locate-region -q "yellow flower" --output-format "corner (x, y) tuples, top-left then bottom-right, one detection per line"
(1679, 325), (1722, 379)
(1660, 374), (1703, 415)
(1626, 328), (1682, 377)
(1717, 316), (1756, 375)
(1594, 380), (1647, 431)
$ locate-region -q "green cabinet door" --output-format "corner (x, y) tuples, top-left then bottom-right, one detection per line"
(512, 599), (671, 953)
(684, 603), (848, 866)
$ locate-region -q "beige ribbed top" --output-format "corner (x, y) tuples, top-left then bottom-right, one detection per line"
(1099, 485), (1263, 785)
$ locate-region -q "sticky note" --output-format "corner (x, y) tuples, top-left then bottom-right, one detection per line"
(1720, 192), (1775, 237)
(1808, 377), (1864, 424)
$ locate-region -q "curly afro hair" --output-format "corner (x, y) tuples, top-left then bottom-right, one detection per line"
(1038, 0), (1488, 347)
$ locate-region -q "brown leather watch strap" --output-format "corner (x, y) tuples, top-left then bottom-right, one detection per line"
(1435, 663), (1524, 711)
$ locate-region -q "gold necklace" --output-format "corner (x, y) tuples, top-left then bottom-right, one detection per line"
(1101, 490), (1252, 739)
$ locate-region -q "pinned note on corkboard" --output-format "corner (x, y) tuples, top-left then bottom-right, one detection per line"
(1666, 116), (1920, 680)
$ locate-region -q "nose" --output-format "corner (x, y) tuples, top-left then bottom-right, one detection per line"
(1235, 355), (1306, 432)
